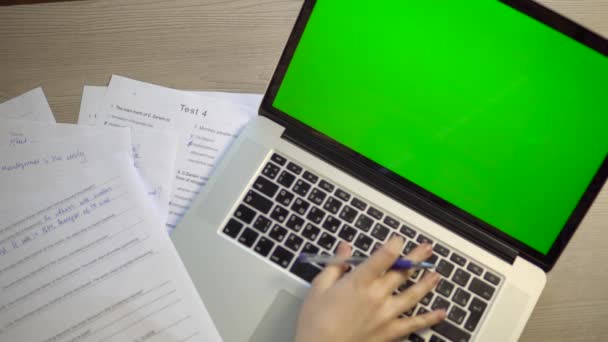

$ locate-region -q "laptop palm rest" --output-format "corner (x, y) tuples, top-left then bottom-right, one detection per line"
(249, 290), (303, 342)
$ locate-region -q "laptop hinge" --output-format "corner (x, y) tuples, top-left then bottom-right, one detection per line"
(281, 128), (519, 265)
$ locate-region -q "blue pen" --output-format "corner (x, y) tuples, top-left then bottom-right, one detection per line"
(298, 253), (435, 270)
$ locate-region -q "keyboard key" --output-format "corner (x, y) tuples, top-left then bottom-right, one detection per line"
(338, 225), (358, 242)
(253, 176), (279, 197)
(367, 206), (383, 220)
(351, 197), (367, 211)
(290, 260), (322, 283)
(338, 205), (358, 223)
(244, 190), (273, 214)
(252, 215), (272, 233)
(371, 223), (390, 241)
(285, 214), (305, 232)
(308, 188), (327, 205)
(291, 198), (311, 216)
(398, 280), (415, 292)
(431, 296), (450, 311)
(276, 189), (295, 206)
(293, 179), (312, 197)
(484, 272), (500, 285)
(262, 162), (280, 179)
(318, 232), (337, 251)
(268, 224), (287, 243)
(270, 153), (286, 166)
(270, 205), (289, 223)
(450, 253), (467, 267)
(466, 262), (484, 276)
(383, 216), (400, 229)
(431, 320), (470, 342)
(354, 214), (374, 232)
(322, 215), (341, 233)
(469, 278), (495, 300)
(335, 188), (351, 201)
(302, 223), (321, 241)
(323, 197), (343, 214)
(421, 291), (434, 306)
(448, 306), (467, 325)
(430, 335), (446, 342)
(433, 244), (450, 257)
(277, 170), (296, 188)
(408, 333), (424, 342)
(238, 228), (259, 247)
(418, 307), (429, 315)
(318, 179), (335, 192)
(400, 224), (417, 238)
(416, 234), (433, 245)
(354, 233), (373, 252)
(453, 288), (471, 307)
(352, 249), (367, 257)
(403, 241), (418, 255)
(465, 297), (487, 332)
(286, 161), (302, 175)
(302, 171), (318, 184)
(436, 279), (455, 298)
(222, 218), (243, 238)
(436, 259), (455, 278)
(270, 245), (294, 268)
(427, 253), (439, 264)
(254, 236), (275, 256)
(302, 242), (320, 254)
(306, 206), (326, 224)
(285, 233), (304, 252)
(234, 204), (256, 224)
(453, 268), (472, 287)
(372, 242), (382, 254)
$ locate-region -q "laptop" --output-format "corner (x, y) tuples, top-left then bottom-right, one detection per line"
(172, 1), (608, 341)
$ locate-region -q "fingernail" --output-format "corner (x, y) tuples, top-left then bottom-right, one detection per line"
(438, 309), (447, 319)
(431, 272), (441, 284)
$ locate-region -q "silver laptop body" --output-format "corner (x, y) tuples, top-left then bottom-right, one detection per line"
(172, 115), (545, 341)
(172, 1), (608, 341)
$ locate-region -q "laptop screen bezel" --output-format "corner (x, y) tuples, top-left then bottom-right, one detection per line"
(259, 0), (608, 271)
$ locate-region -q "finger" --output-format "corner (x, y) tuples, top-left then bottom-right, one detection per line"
(388, 271), (440, 317)
(382, 243), (433, 292)
(354, 236), (405, 283)
(311, 241), (352, 292)
(383, 309), (447, 341)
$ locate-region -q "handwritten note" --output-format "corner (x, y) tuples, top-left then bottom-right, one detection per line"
(0, 88), (55, 123)
(0, 152), (221, 341)
(94, 76), (257, 230)
(0, 120), (175, 222)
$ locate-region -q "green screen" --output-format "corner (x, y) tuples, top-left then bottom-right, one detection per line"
(273, 0), (608, 254)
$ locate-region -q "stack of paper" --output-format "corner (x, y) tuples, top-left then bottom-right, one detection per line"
(0, 79), (263, 341)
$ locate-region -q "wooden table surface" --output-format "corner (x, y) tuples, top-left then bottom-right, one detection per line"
(1, 0), (607, 340)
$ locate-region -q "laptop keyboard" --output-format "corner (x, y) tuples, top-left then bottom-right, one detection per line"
(222, 152), (503, 342)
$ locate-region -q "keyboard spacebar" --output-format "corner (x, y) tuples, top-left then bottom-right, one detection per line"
(431, 320), (471, 342)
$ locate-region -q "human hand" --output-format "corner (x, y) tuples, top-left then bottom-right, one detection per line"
(294, 236), (446, 342)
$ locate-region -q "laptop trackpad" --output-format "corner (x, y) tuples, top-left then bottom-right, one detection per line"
(249, 290), (303, 342)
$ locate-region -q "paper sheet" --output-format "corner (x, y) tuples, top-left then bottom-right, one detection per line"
(0, 119), (174, 221)
(0, 151), (221, 341)
(78, 86), (107, 126)
(0, 88), (56, 123)
(95, 76), (257, 230)
(77, 86), (262, 126)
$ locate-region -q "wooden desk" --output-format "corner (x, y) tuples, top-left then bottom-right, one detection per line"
(1, 0), (606, 340)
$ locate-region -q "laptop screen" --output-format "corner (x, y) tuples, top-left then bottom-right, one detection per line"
(272, 1), (608, 255)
